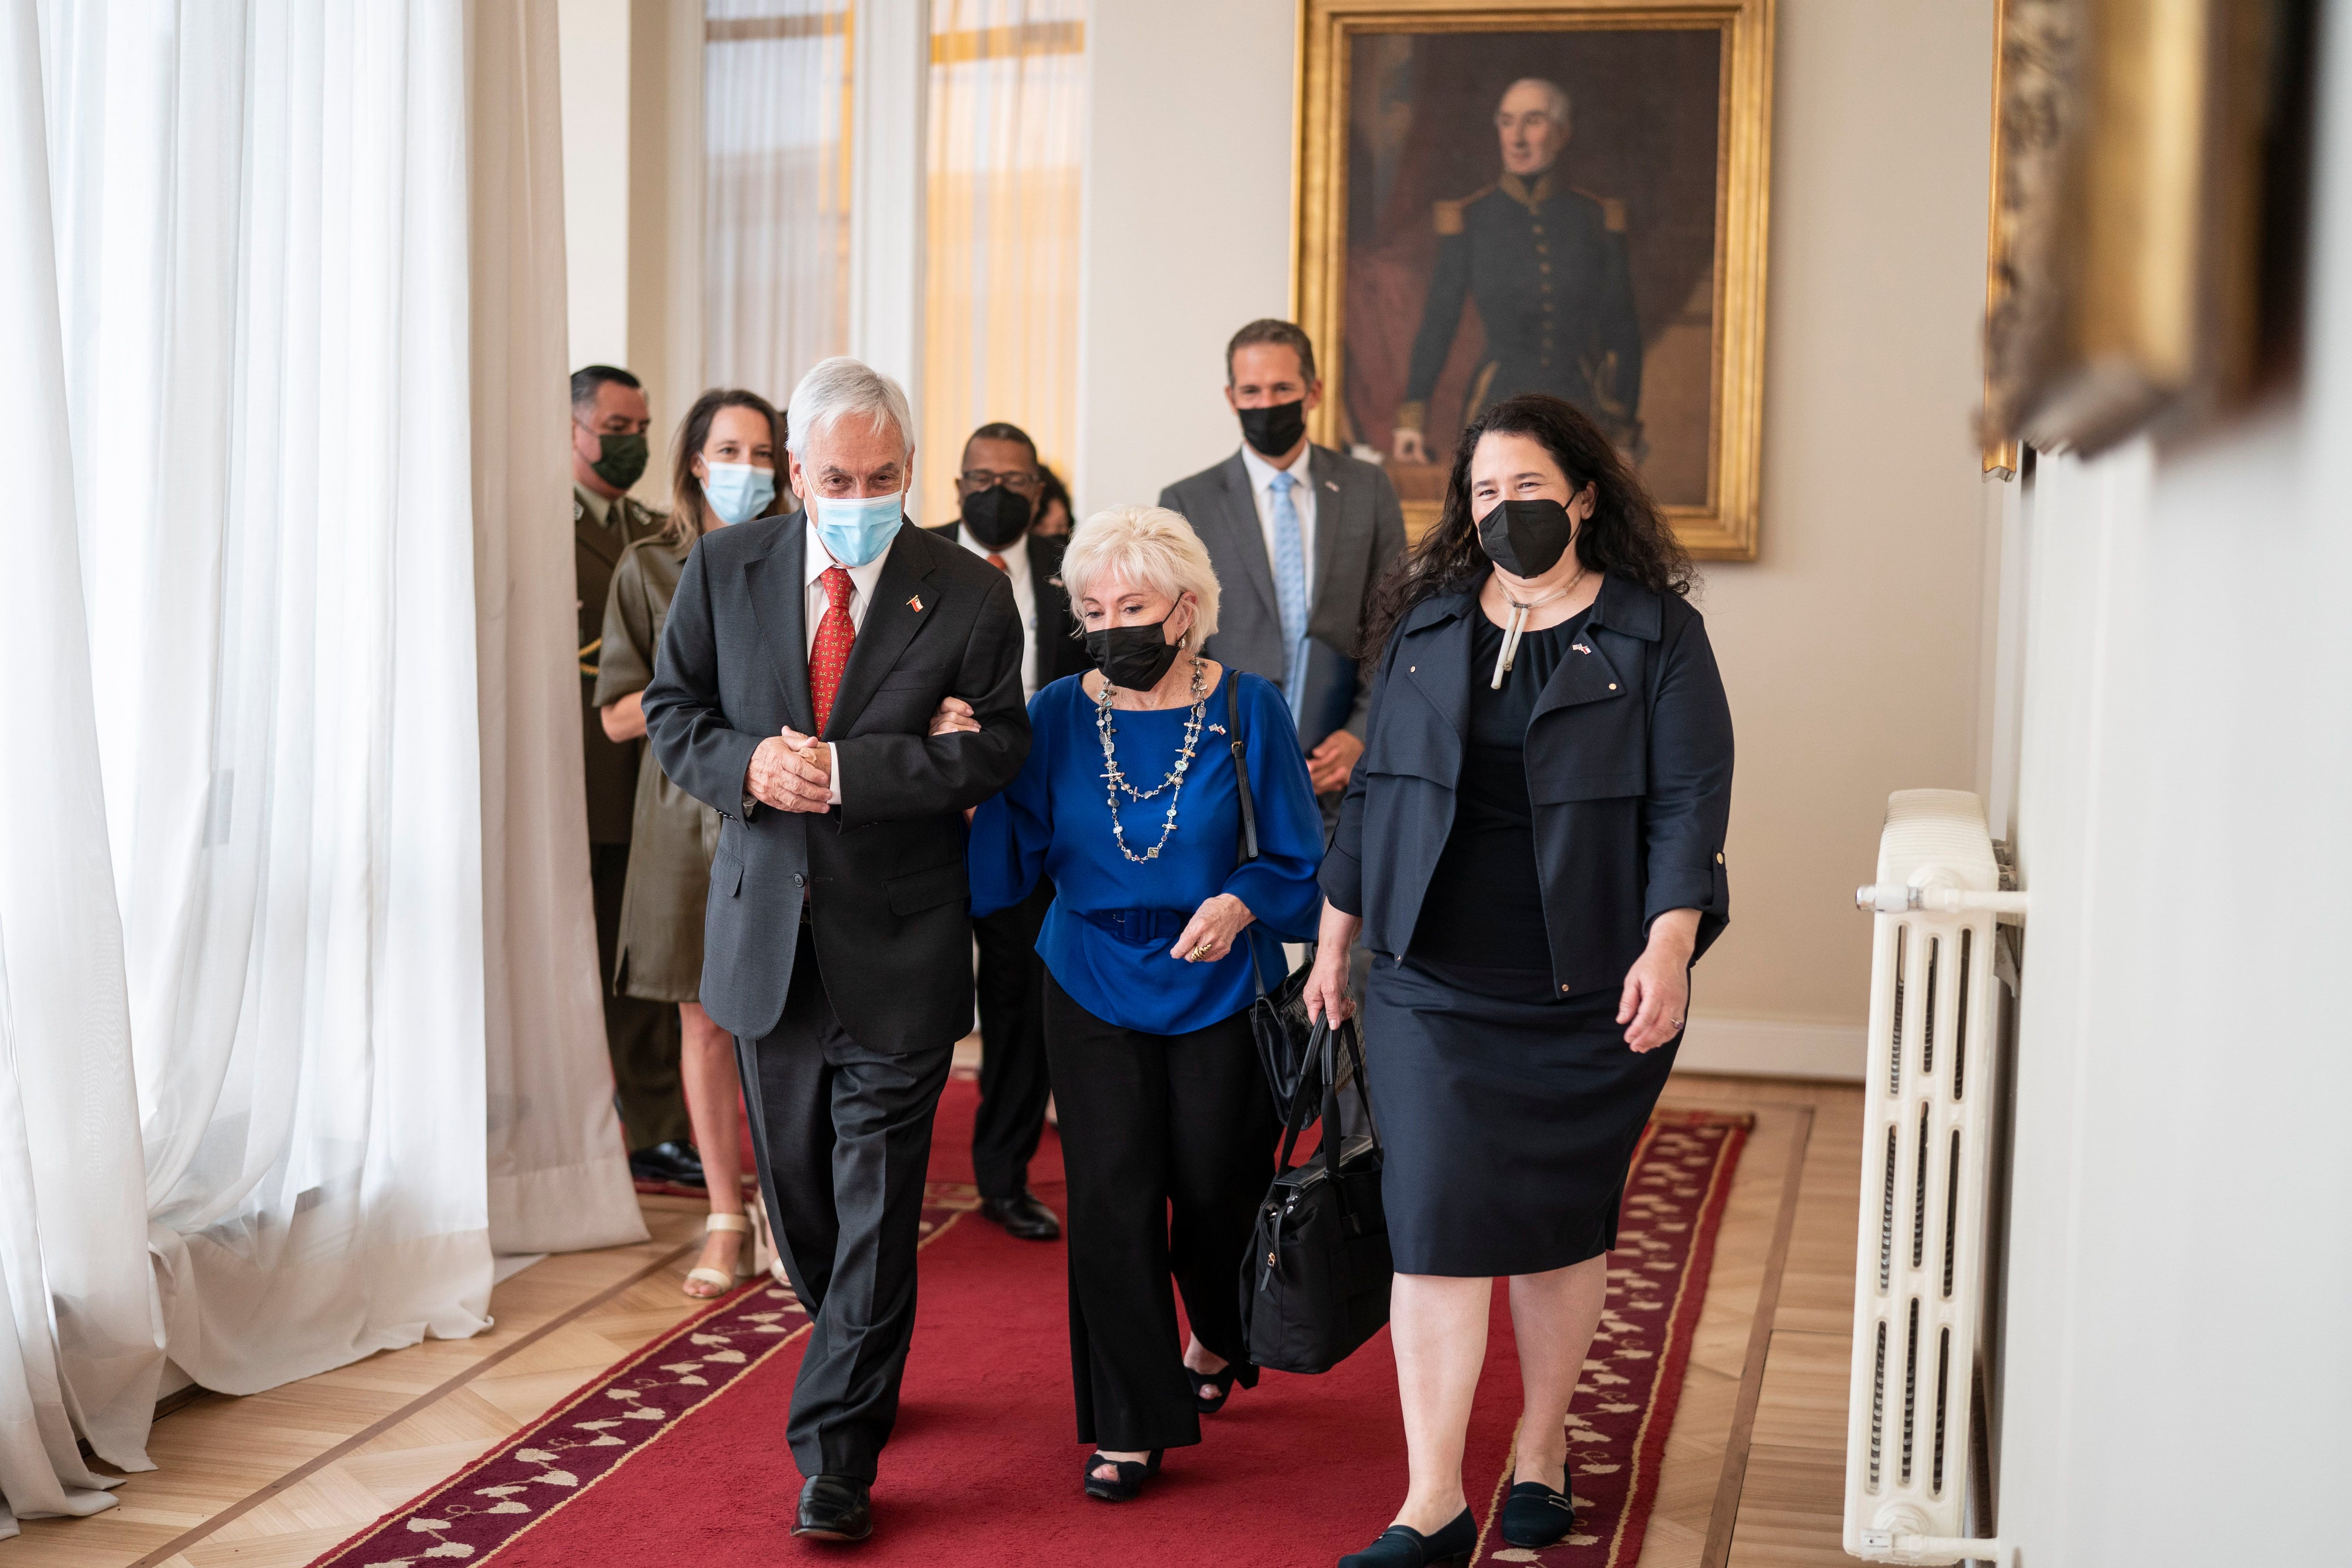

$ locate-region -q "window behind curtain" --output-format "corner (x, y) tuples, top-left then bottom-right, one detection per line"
(924, 1), (1087, 525)
(705, 0), (854, 413)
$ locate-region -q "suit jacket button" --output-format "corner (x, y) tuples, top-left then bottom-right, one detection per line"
(1560, 984), (1571, 994)
(793, 873), (807, 888)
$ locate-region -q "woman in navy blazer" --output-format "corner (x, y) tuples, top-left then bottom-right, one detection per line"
(1303, 395), (1733, 1568)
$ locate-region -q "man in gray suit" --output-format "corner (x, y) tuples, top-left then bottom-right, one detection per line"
(1157, 319), (1407, 801)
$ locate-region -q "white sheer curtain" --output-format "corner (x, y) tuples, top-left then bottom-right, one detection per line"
(922, 0), (1086, 511)
(471, 1), (650, 1258)
(0, 2), (158, 1536)
(705, 0), (855, 405)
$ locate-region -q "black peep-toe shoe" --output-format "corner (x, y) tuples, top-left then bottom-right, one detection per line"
(1336, 1508), (1477, 1568)
(1188, 1365), (1240, 1413)
(1082, 1448), (1163, 1502)
(1501, 1477), (1579, 1547)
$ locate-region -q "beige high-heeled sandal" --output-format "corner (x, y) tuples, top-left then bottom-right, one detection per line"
(683, 1211), (754, 1298)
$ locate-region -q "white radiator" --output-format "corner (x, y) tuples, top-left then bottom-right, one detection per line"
(1845, 790), (2025, 1566)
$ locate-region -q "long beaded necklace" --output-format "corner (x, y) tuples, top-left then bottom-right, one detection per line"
(1095, 656), (1209, 862)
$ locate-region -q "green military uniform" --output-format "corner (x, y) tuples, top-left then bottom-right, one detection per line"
(595, 534), (722, 1004)
(1398, 170), (1645, 448)
(575, 485), (688, 1151)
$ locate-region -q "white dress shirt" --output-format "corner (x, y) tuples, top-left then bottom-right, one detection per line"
(1238, 442), (1318, 613)
(799, 529), (897, 805)
(952, 525), (1039, 700)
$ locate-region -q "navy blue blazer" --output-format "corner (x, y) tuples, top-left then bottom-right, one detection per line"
(1320, 572), (1733, 996)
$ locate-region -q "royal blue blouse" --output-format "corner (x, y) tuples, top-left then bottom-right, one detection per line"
(969, 669), (1326, 1036)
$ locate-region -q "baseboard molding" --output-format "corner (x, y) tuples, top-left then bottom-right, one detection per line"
(1677, 1015), (1867, 1081)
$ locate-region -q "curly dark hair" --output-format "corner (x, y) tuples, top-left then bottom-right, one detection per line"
(1362, 393), (1691, 657)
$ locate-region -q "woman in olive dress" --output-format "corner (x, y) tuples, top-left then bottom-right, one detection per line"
(596, 388), (788, 1296)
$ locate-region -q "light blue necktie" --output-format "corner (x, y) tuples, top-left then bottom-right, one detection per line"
(1268, 470), (1311, 717)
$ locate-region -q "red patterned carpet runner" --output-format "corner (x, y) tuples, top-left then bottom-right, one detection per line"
(307, 1082), (1746, 1568)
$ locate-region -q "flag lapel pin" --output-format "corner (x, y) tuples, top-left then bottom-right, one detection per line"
(907, 594), (925, 613)
(1572, 642), (1592, 654)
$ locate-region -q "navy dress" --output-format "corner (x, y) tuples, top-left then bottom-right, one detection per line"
(970, 667), (1324, 1453)
(1325, 576), (1734, 1278)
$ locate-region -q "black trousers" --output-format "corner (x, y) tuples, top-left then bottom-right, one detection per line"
(1042, 976), (1279, 1452)
(591, 841), (686, 1150)
(970, 882), (1055, 1199)
(737, 927), (953, 1483)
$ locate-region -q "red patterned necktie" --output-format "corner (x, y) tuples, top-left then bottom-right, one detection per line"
(986, 552), (1007, 573)
(810, 565), (856, 735)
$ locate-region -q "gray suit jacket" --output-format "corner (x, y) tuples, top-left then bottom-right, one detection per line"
(1157, 444), (1407, 745)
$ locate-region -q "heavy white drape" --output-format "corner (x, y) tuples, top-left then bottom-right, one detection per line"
(0, 1), (158, 1536)
(2, 0), (636, 1531)
(471, 0), (649, 1257)
(705, 0), (856, 405)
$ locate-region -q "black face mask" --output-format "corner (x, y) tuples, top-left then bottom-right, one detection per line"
(588, 429), (649, 493)
(1477, 497), (1579, 580)
(1237, 398), (1308, 459)
(960, 485), (1033, 550)
(1085, 617), (1184, 691)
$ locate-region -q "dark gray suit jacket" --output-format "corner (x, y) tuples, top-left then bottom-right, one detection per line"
(1157, 445), (1407, 746)
(641, 516), (1030, 1048)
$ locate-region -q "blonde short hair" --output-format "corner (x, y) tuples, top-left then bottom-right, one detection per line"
(1060, 505), (1222, 648)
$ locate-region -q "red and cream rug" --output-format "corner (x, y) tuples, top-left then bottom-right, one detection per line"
(309, 1080), (1745, 1567)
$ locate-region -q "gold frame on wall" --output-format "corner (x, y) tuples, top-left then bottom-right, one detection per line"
(1291, 0), (1774, 558)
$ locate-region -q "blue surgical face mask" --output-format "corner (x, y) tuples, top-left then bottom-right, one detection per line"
(701, 461), (776, 525)
(811, 491), (905, 567)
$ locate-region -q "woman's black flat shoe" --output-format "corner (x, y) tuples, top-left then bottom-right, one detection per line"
(1188, 1364), (1240, 1413)
(1083, 1448), (1163, 1502)
(1501, 1478), (1578, 1547)
(1336, 1508), (1476, 1567)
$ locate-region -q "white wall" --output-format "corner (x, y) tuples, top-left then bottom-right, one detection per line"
(1992, 19), (2352, 1553)
(1073, 0), (1298, 515)
(558, 0), (630, 373)
(1076, 0), (1997, 1077)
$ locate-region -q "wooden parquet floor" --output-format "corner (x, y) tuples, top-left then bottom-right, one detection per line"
(10, 1073), (1864, 1568)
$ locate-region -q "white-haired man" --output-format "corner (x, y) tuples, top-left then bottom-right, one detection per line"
(1391, 76), (1645, 461)
(643, 357), (1029, 1544)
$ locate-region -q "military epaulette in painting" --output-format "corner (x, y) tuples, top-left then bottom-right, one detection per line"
(1573, 187), (1629, 232)
(1431, 185), (1493, 235)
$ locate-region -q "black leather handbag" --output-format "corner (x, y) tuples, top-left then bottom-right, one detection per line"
(1225, 672), (1324, 1130)
(1239, 1017), (1393, 1375)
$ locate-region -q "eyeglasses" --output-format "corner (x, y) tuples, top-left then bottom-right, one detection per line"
(959, 469), (1043, 494)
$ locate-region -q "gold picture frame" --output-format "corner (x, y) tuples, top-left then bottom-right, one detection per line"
(1292, 0), (1774, 558)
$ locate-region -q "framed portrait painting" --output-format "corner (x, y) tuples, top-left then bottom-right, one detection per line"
(1295, 0), (1773, 557)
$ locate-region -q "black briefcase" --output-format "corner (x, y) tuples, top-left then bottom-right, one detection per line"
(1240, 1018), (1392, 1375)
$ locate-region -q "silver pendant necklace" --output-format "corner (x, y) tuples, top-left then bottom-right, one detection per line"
(1492, 567), (1588, 689)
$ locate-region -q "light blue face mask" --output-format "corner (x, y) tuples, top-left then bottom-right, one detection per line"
(701, 461), (776, 525)
(811, 491), (905, 567)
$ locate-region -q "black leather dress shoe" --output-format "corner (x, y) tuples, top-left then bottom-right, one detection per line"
(628, 1140), (707, 1191)
(1337, 1509), (1477, 1568)
(1500, 1478), (1578, 1547)
(792, 1474), (872, 1542)
(977, 1188), (1061, 1241)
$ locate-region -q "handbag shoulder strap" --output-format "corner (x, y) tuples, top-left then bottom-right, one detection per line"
(1227, 668), (1258, 863)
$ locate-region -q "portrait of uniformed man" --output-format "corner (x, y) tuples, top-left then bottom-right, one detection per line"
(1388, 77), (1645, 464)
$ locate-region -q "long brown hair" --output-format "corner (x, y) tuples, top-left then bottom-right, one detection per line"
(663, 388), (787, 547)
(1362, 393), (1692, 657)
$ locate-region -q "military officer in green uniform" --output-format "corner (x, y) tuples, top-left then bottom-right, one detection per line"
(1391, 78), (1645, 464)
(571, 363), (698, 1189)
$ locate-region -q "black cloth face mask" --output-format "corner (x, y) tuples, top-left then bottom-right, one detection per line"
(588, 430), (649, 493)
(960, 485), (1033, 550)
(1237, 398), (1307, 459)
(1085, 617), (1184, 691)
(1477, 497), (1579, 579)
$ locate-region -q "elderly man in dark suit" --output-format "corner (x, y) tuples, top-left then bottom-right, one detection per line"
(571, 363), (695, 1189)
(925, 421), (1090, 1242)
(644, 358), (1029, 1546)
(1158, 319), (1407, 804)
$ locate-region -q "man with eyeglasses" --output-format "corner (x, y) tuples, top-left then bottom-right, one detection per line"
(927, 422), (1090, 1242)
(1390, 77), (1645, 464)
(571, 363), (698, 1193)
